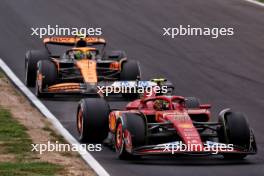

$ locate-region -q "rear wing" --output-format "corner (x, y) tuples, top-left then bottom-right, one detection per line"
(43, 36), (106, 46)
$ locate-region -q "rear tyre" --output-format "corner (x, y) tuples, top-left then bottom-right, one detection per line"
(185, 97), (200, 109)
(77, 98), (110, 143)
(120, 60), (141, 99)
(115, 113), (146, 159)
(218, 111), (251, 159)
(25, 50), (49, 87)
(35, 60), (57, 98)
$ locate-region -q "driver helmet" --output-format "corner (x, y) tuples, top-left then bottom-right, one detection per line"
(74, 51), (92, 60)
(153, 99), (169, 111)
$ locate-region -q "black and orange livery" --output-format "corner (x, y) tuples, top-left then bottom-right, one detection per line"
(25, 36), (141, 98)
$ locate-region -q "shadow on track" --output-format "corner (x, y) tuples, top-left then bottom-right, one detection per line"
(121, 155), (258, 166)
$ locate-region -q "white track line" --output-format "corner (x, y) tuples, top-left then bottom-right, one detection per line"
(0, 59), (110, 176)
(245, 0), (264, 7)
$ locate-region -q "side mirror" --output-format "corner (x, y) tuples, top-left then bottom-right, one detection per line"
(200, 104), (211, 109)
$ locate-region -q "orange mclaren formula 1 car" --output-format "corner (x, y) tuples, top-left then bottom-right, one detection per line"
(25, 36), (141, 98)
(76, 95), (257, 160)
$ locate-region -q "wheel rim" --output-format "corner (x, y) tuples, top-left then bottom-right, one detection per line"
(77, 109), (83, 135)
(35, 71), (42, 95)
(35, 72), (39, 96)
(116, 123), (123, 150)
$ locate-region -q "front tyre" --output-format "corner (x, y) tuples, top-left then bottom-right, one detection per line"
(25, 50), (49, 87)
(115, 113), (146, 159)
(35, 60), (57, 98)
(77, 98), (110, 143)
(218, 111), (252, 159)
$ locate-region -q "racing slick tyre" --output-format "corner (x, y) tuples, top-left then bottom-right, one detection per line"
(218, 111), (251, 159)
(35, 60), (57, 98)
(77, 98), (110, 143)
(115, 113), (146, 160)
(120, 60), (141, 99)
(185, 97), (200, 109)
(25, 49), (49, 87)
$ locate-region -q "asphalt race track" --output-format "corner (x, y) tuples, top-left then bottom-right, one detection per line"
(0, 0), (264, 175)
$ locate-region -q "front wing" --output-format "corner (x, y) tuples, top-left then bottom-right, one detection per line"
(40, 81), (158, 96)
(131, 141), (257, 156)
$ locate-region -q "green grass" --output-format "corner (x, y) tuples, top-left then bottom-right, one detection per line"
(0, 107), (62, 175)
(257, 0), (264, 3)
(0, 162), (62, 176)
(0, 108), (32, 161)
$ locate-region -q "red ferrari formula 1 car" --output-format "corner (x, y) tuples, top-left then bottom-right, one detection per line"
(76, 95), (257, 160)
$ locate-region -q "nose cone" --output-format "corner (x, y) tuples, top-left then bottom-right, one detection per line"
(76, 60), (98, 83)
(165, 112), (203, 152)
